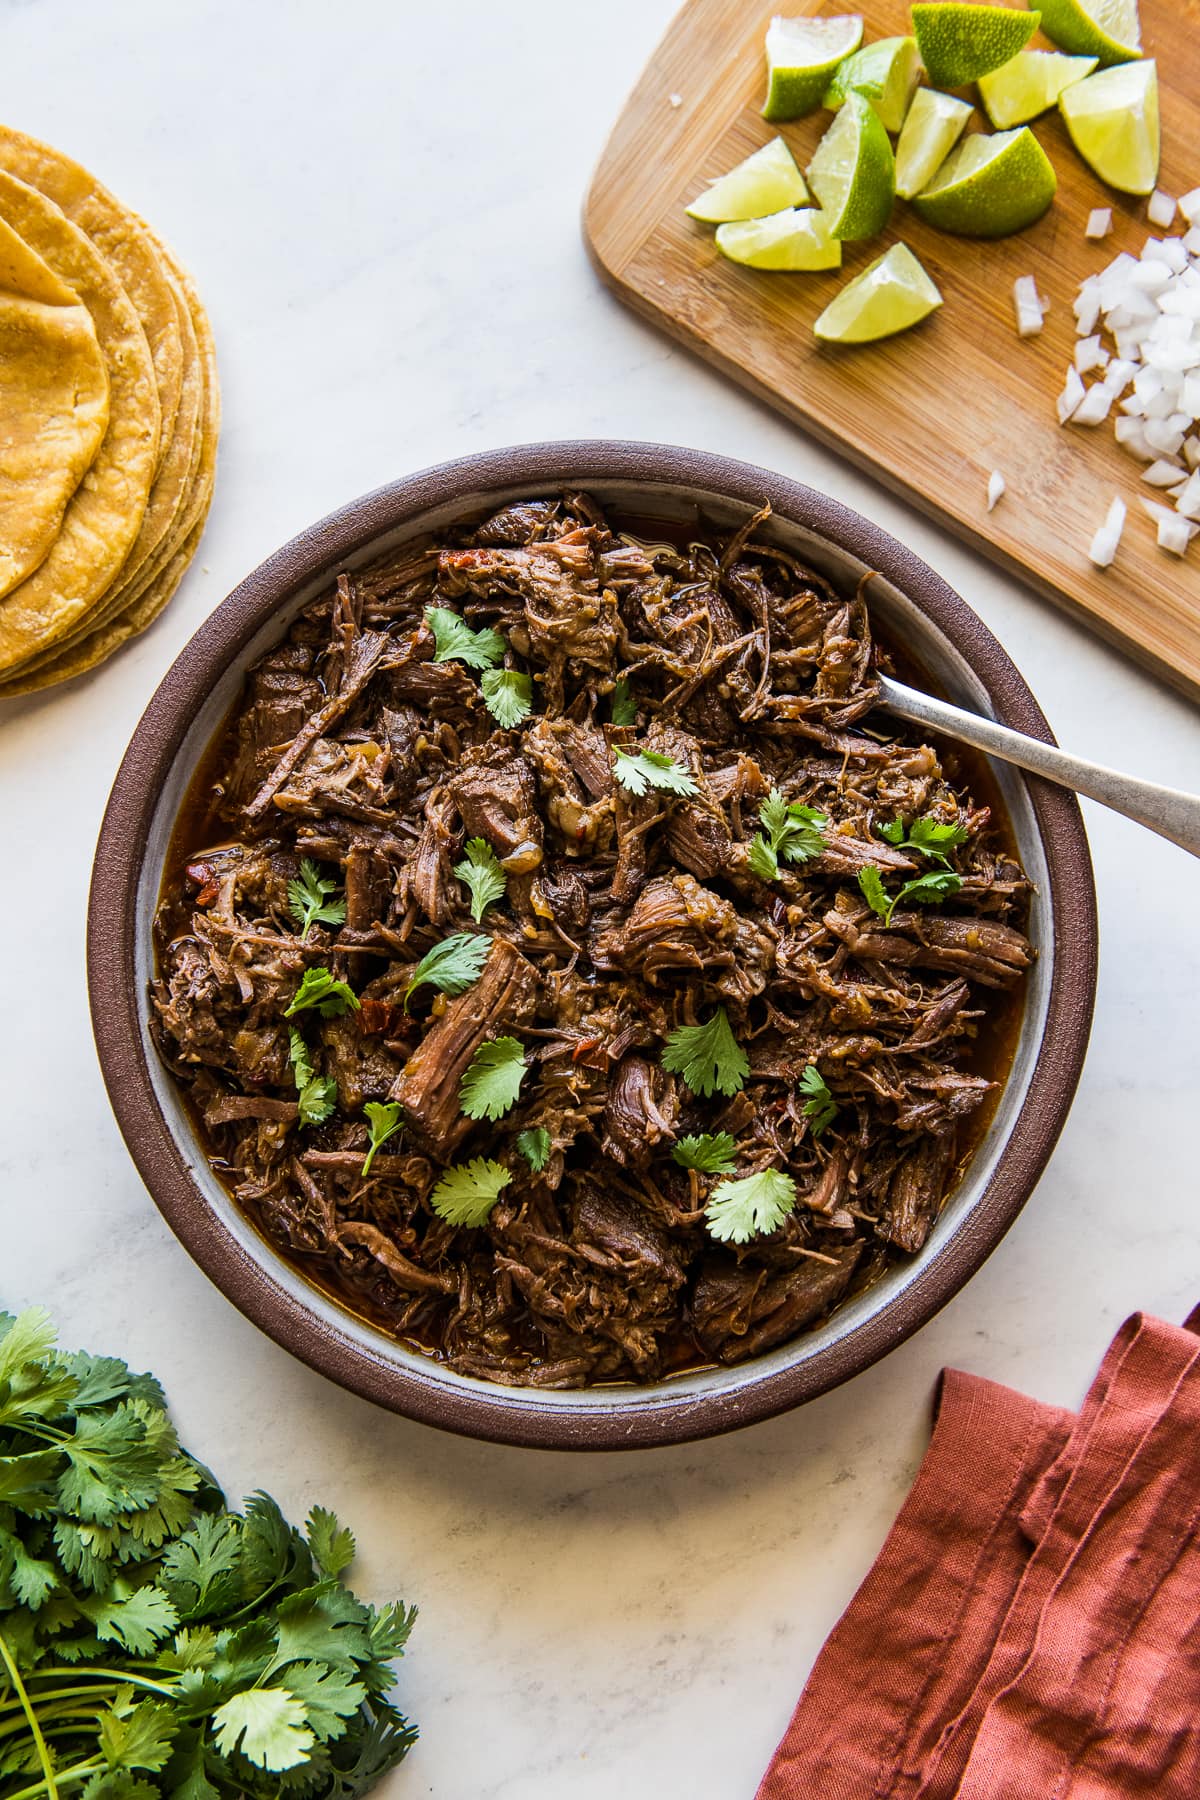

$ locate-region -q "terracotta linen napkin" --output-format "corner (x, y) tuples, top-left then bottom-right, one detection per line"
(757, 1308), (1200, 1800)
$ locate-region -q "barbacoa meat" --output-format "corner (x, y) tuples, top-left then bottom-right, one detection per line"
(151, 493), (1033, 1387)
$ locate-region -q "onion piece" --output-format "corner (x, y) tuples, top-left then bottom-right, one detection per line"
(1013, 275), (1045, 337)
(1071, 383), (1114, 425)
(1148, 190), (1177, 228)
(1057, 367), (1086, 423)
(1141, 498), (1198, 555)
(1086, 208), (1113, 240)
(1142, 459), (1186, 486)
(1089, 497), (1126, 568)
(986, 470), (1006, 512)
(1075, 334), (1108, 374)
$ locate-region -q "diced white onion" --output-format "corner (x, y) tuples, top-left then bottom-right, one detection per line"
(987, 471), (1006, 511)
(1058, 367), (1086, 423)
(1072, 383), (1114, 425)
(1013, 275), (1045, 337)
(1089, 497), (1126, 567)
(1086, 208), (1112, 240)
(1067, 213), (1200, 545)
(1142, 459), (1186, 486)
(1075, 334), (1108, 374)
(1175, 470), (1200, 519)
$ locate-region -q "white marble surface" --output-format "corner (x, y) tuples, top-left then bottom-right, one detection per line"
(3, 2), (1200, 1793)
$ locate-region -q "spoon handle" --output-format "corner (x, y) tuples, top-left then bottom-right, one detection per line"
(877, 674), (1200, 860)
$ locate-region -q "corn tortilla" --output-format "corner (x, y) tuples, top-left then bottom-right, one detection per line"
(0, 213), (109, 599)
(0, 124), (184, 474)
(0, 168), (159, 676)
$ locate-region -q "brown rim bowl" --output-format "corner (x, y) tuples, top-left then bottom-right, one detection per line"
(88, 441), (1098, 1451)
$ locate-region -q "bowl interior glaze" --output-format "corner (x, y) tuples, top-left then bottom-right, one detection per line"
(89, 443), (1097, 1450)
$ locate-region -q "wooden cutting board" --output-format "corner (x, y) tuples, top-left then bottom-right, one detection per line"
(585, 0), (1200, 700)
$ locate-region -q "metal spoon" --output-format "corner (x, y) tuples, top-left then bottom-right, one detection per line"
(878, 674), (1200, 859)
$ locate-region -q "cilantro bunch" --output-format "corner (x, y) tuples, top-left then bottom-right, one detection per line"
(0, 1310), (417, 1798)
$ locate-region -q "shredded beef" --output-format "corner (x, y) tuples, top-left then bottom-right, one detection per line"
(152, 493), (1032, 1386)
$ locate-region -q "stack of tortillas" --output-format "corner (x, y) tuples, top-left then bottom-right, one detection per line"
(0, 125), (218, 697)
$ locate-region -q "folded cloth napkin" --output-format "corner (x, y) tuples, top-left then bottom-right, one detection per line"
(757, 1307), (1200, 1800)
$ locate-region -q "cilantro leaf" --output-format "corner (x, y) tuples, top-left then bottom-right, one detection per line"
(454, 837), (507, 923)
(424, 605), (505, 671)
(0, 1524), (58, 1608)
(798, 1065), (838, 1136)
(272, 1581), (372, 1670)
(895, 868), (963, 911)
(705, 1169), (797, 1244)
(285, 968), (359, 1019)
(81, 1585), (180, 1655)
(287, 859), (346, 943)
(610, 677), (638, 727)
(306, 1506), (355, 1579)
(0, 1307), (75, 1427)
(857, 865), (892, 921)
(97, 1699), (176, 1773)
(857, 864), (962, 927)
(57, 1403), (164, 1524)
(212, 1687), (316, 1771)
(361, 1102), (403, 1178)
(429, 1158), (512, 1228)
(283, 1660), (368, 1743)
(672, 1132), (738, 1175)
(403, 931), (490, 1010)
(747, 834), (779, 881)
(459, 1037), (527, 1122)
(758, 790), (827, 868)
(480, 667), (533, 729)
(515, 1126), (551, 1173)
(288, 1028), (337, 1127)
(159, 1513), (243, 1619)
(612, 745), (698, 798)
(661, 1007), (749, 1099)
(877, 814), (969, 869)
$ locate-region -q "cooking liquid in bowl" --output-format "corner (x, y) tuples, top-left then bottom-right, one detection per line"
(150, 504), (1036, 1389)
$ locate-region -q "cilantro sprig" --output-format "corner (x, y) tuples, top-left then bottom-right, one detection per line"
(798, 1065), (838, 1136)
(0, 1308), (417, 1792)
(672, 1132), (738, 1175)
(454, 838), (507, 923)
(428, 1158), (512, 1228)
(748, 790), (828, 881)
(480, 667), (533, 729)
(287, 857), (346, 942)
(459, 1037), (528, 1122)
(424, 604), (505, 670)
(404, 931), (491, 1010)
(858, 865), (963, 927)
(361, 1101), (404, 1176)
(612, 745), (698, 799)
(285, 967), (360, 1019)
(705, 1168), (797, 1243)
(876, 814), (969, 869)
(288, 1027), (338, 1127)
(661, 1007), (749, 1099)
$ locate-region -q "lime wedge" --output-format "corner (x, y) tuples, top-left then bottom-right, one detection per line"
(912, 4), (1040, 88)
(1038, 0), (1141, 65)
(806, 92), (895, 242)
(686, 137), (809, 223)
(895, 88), (974, 198)
(823, 35), (922, 132)
(815, 243), (942, 343)
(979, 50), (1098, 126)
(716, 207), (843, 271)
(1059, 59), (1159, 193)
(912, 126), (1057, 235)
(763, 14), (865, 121)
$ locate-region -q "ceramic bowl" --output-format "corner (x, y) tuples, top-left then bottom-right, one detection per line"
(88, 442), (1097, 1450)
